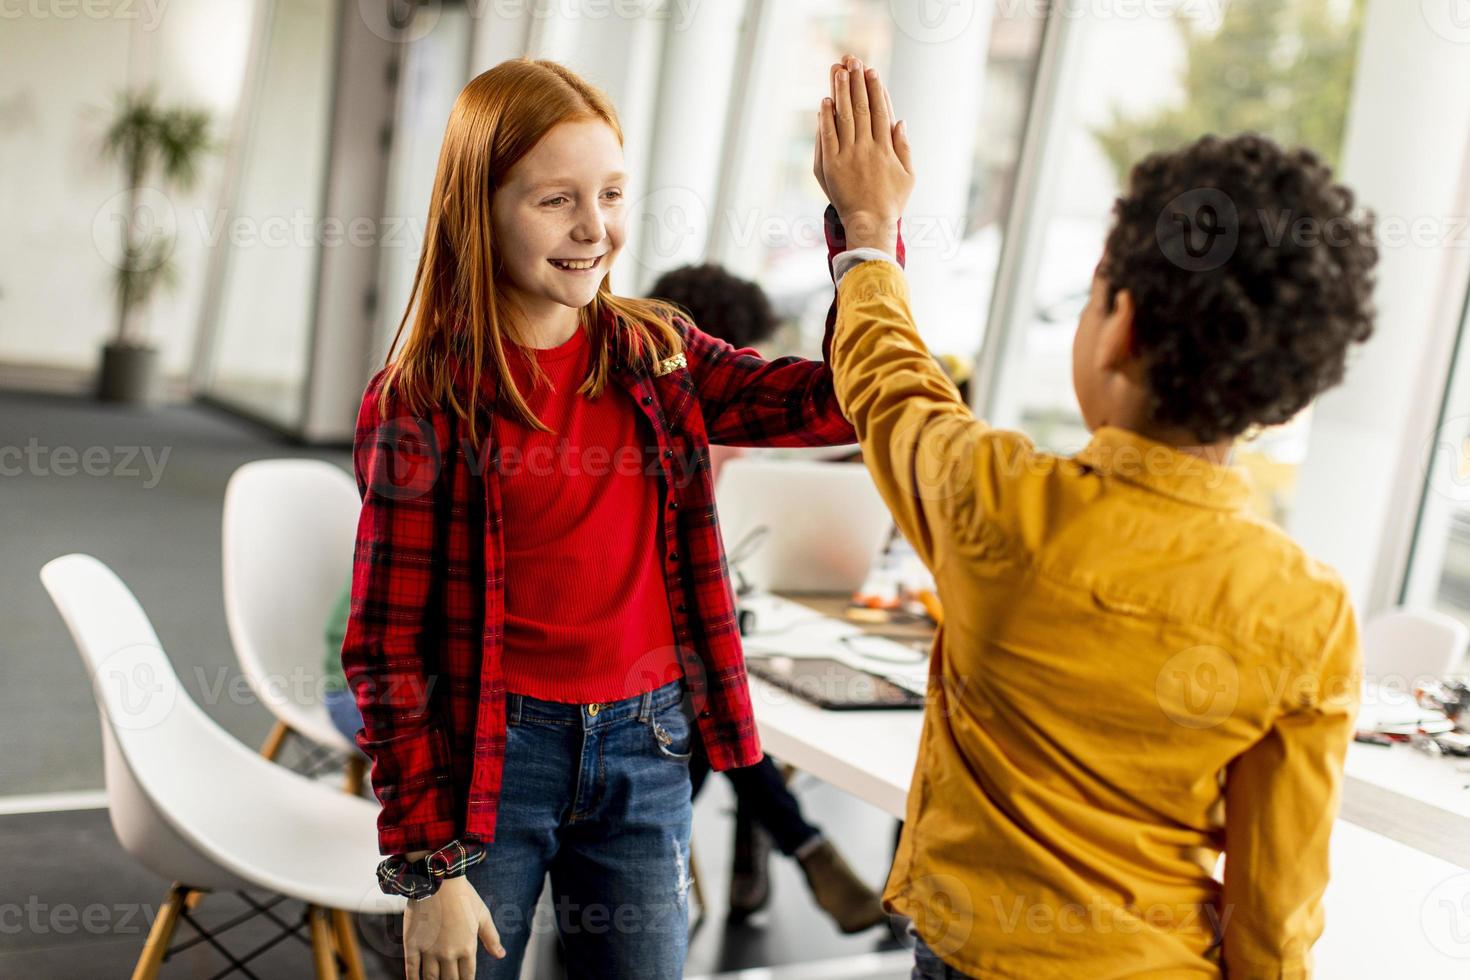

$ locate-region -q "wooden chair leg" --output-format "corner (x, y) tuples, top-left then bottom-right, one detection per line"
(308, 904), (341, 980)
(260, 720), (290, 761)
(183, 889), (205, 912)
(131, 883), (189, 980)
(343, 755), (365, 796)
(330, 908), (367, 980)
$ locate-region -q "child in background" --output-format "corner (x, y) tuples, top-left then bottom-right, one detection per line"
(651, 263), (887, 934)
(817, 56), (1371, 978)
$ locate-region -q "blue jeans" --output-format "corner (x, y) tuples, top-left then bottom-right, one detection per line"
(468, 678), (695, 979)
(323, 687), (365, 749)
(911, 923), (977, 979)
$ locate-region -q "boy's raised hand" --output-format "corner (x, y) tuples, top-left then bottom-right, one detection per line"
(815, 55), (913, 258)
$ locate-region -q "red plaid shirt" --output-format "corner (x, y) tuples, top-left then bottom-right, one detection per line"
(343, 207), (905, 854)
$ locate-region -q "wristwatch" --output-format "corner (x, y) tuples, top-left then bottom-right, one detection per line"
(376, 838), (487, 900)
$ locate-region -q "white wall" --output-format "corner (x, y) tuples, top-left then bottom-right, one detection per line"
(0, 0), (257, 379)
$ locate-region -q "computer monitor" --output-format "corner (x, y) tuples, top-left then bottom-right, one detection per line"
(714, 457), (893, 594)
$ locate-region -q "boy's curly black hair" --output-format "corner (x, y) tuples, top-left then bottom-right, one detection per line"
(648, 263), (779, 351)
(1099, 133), (1378, 443)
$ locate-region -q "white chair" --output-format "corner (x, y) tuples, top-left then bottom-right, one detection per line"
(40, 553), (403, 980)
(1361, 607), (1470, 690)
(222, 459), (363, 783)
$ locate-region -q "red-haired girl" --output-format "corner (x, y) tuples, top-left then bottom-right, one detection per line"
(341, 58), (903, 980)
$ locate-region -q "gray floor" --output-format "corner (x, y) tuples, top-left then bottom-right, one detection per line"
(0, 390), (909, 978)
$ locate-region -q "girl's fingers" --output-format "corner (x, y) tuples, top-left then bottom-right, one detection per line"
(832, 67), (854, 147)
(848, 58), (870, 135)
(818, 98), (840, 165)
(893, 118), (912, 173)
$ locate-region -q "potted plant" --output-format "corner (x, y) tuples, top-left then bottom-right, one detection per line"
(97, 87), (213, 405)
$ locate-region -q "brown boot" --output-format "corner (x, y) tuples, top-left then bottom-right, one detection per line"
(796, 837), (887, 934)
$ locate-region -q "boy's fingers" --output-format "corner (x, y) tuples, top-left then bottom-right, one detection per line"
(832, 68), (854, 147)
(866, 67), (891, 146)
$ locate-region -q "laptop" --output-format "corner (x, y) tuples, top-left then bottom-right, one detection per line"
(714, 457), (893, 594)
(745, 653), (926, 710)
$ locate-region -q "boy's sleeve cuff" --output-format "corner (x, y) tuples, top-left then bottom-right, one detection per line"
(833, 248), (902, 287)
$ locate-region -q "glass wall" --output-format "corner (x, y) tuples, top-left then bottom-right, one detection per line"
(374, 5), (475, 365)
(1403, 277), (1470, 635)
(717, 1), (1046, 364)
(199, 0), (339, 427)
(985, 0), (1366, 525)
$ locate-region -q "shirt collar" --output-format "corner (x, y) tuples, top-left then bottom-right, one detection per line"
(1073, 426), (1254, 511)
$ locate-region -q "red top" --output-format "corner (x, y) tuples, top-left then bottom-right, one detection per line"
(490, 324), (681, 703)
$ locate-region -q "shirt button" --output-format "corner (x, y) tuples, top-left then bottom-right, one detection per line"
(669, 500), (678, 510)
(676, 603), (687, 613)
(669, 552), (679, 562)
(663, 449), (673, 459)
(642, 395), (653, 405)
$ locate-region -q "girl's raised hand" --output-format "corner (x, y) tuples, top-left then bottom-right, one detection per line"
(816, 55), (913, 256)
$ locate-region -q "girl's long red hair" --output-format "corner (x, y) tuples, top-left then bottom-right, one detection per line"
(378, 58), (683, 445)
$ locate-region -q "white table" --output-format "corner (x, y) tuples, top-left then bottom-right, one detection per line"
(740, 592), (1470, 973)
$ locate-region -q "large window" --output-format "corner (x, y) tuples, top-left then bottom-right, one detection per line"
(1404, 279), (1470, 633)
(986, 0), (1366, 525)
(199, 0), (339, 427)
(716, 2), (1046, 363)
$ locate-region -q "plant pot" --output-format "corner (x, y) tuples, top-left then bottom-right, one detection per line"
(97, 342), (162, 406)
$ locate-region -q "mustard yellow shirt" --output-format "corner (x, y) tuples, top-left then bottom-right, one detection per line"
(830, 260), (1361, 979)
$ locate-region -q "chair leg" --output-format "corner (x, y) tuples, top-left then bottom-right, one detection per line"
(183, 889), (205, 912)
(330, 909), (367, 980)
(308, 905), (341, 980)
(344, 755), (365, 796)
(131, 883), (189, 980)
(260, 720), (291, 761)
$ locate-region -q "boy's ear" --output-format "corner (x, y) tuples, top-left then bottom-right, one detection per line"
(1096, 287), (1138, 374)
